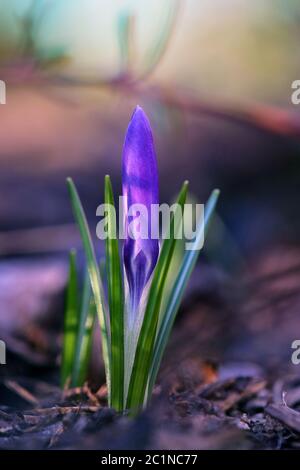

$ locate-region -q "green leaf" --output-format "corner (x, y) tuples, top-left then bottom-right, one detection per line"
(71, 270), (96, 387)
(66, 177), (111, 402)
(126, 181), (189, 412)
(104, 175), (124, 411)
(148, 189), (220, 396)
(61, 250), (79, 388)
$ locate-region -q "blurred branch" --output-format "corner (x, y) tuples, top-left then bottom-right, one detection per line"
(140, 84), (300, 138)
(2, 55), (300, 139)
(48, 75), (300, 138)
(1, 55), (300, 139)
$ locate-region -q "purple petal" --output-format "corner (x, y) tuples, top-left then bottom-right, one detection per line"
(122, 106), (159, 313)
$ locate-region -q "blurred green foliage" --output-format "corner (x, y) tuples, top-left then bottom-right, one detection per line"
(0, 0), (300, 103)
(0, 0), (68, 68)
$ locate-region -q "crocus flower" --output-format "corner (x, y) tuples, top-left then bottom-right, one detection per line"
(122, 106), (159, 316)
(67, 104), (219, 412)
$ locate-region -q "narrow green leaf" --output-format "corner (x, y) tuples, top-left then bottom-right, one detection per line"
(104, 175), (124, 411)
(71, 270), (96, 387)
(148, 189), (220, 396)
(66, 177), (111, 402)
(61, 250), (79, 388)
(126, 181), (189, 412)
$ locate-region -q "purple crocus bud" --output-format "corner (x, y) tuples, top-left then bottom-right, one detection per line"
(122, 106), (159, 315)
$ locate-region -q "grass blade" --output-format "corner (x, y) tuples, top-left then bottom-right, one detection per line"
(126, 181), (189, 412)
(66, 177), (111, 402)
(148, 189), (220, 395)
(104, 175), (124, 411)
(71, 270), (96, 387)
(61, 250), (79, 388)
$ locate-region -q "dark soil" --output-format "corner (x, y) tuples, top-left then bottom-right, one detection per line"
(1, 246), (300, 450)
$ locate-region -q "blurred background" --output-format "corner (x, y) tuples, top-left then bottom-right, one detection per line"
(1, 0), (300, 383)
